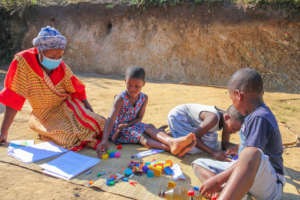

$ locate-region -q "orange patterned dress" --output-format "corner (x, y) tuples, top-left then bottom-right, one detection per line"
(0, 48), (105, 149)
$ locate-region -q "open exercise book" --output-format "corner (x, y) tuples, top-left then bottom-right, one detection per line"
(8, 141), (68, 163)
(40, 151), (100, 180)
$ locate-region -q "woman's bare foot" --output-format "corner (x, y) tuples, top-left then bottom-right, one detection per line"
(169, 133), (196, 155)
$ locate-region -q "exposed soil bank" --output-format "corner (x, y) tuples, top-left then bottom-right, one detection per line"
(1, 3), (300, 92)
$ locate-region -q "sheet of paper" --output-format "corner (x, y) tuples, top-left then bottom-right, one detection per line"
(8, 142), (68, 163)
(10, 140), (34, 146)
(8, 140), (35, 150)
(40, 151), (100, 180)
(171, 164), (186, 180)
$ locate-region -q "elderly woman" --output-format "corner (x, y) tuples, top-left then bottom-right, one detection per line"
(0, 26), (105, 150)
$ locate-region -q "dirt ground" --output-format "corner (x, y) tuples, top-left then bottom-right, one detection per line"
(0, 70), (299, 200)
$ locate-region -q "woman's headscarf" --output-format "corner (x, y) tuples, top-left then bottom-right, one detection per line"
(32, 26), (67, 52)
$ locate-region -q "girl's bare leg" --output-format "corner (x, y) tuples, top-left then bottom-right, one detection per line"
(144, 124), (196, 156)
(140, 135), (170, 151)
(111, 129), (120, 142)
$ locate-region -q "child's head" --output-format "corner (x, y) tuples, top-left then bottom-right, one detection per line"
(223, 105), (244, 134)
(125, 67), (146, 98)
(227, 68), (264, 115)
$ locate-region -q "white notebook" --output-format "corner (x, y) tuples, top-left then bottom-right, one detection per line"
(8, 142), (68, 163)
(39, 151), (100, 180)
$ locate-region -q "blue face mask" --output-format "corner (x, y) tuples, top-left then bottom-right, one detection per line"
(40, 54), (62, 70)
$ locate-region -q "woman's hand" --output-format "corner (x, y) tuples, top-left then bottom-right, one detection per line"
(0, 106), (18, 145)
(0, 132), (8, 144)
(96, 141), (109, 158)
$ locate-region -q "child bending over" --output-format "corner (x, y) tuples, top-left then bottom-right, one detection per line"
(168, 104), (244, 161)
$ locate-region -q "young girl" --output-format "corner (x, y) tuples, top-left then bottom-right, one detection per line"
(97, 67), (195, 157)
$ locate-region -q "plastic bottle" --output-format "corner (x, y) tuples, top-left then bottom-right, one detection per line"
(159, 186), (189, 200)
(159, 186), (210, 200)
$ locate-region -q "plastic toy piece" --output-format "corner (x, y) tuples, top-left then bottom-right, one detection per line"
(123, 168), (133, 176)
(187, 190), (195, 197)
(102, 154), (109, 159)
(167, 181), (176, 189)
(109, 175), (117, 181)
(114, 152), (121, 158)
(116, 173), (124, 181)
(154, 170), (162, 176)
(97, 172), (105, 177)
(156, 165), (163, 171)
(149, 167), (162, 176)
(85, 169), (92, 175)
(134, 169), (143, 176)
(107, 150), (113, 154)
(106, 180), (115, 186)
(109, 152), (115, 158)
(131, 166), (137, 173)
(233, 155), (238, 160)
(165, 160), (173, 167)
(122, 177), (128, 182)
(147, 170), (154, 178)
(129, 181), (138, 186)
(164, 166), (174, 175)
(116, 144), (122, 149)
(149, 166), (162, 176)
(89, 180), (94, 185)
(142, 165), (149, 173)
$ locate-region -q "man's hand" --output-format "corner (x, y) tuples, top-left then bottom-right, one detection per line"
(96, 141), (109, 158)
(225, 144), (239, 156)
(213, 151), (231, 161)
(200, 177), (223, 198)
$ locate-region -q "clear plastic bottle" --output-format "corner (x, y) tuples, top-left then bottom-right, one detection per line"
(159, 186), (189, 200)
(159, 186), (210, 200)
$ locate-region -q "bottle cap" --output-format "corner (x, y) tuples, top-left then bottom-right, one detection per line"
(187, 190), (195, 196)
(193, 186), (200, 191)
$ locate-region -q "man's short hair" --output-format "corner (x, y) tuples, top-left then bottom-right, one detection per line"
(228, 68), (263, 94)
